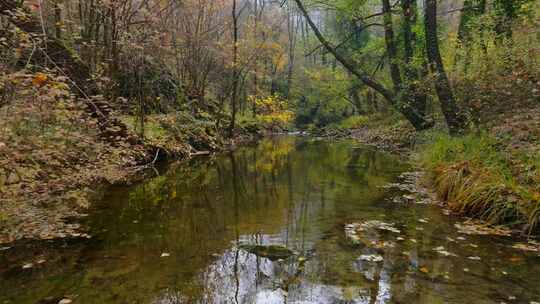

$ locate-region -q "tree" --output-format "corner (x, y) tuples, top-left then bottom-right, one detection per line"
(292, 0), (433, 131)
(229, 0), (240, 137)
(424, 0), (465, 135)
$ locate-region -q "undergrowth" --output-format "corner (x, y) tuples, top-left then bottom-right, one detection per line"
(417, 132), (540, 233)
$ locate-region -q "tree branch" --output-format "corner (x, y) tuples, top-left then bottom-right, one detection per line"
(292, 0), (396, 104)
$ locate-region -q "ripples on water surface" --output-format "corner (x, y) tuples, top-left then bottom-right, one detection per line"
(1, 136), (539, 303)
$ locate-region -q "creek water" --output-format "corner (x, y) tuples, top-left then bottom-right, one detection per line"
(1, 136), (539, 304)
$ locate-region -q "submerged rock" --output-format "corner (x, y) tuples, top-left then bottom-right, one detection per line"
(239, 244), (295, 261)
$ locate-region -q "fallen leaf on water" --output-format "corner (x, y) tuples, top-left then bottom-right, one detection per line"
(509, 256), (522, 262)
(454, 221), (511, 236)
(22, 263), (33, 269)
(419, 267), (429, 273)
(160, 253), (170, 257)
(433, 246), (458, 257)
(512, 243), (539, 252)
(358, 254), (383, 263)
(468, 256), (481, 261)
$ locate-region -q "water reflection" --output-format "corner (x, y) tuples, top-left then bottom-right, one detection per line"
(1, 136), (539, 304)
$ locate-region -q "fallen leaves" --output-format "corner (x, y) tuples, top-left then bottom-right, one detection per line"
(454, 221), (512, 236)
(22, 263), (33, 269)
(512, 242), (540, 252)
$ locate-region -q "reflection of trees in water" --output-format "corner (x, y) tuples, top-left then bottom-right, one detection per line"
(94, 137), (410, 303)
(0, 137), (412, 304)
(146, 138), (411, 303)
(4, 138), (540, 304)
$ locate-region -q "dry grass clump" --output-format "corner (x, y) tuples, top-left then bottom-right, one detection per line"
(418, 133), (540, 233)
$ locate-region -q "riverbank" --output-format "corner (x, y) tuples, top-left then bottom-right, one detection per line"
(343, 105), (540, 235)
(0, 104), (261, 244)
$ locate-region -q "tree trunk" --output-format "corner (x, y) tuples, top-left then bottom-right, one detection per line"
(54, 0), (62, 39)
(229, 0), (239, 137)
(424, 0), (465, 135)
(382, 0), (432, 130)
(285, 5), (297, 99)
(401, 0), (427, 118)
(382, 0), (402, 91)
(493, 0), (517, 40)
(456, 0), (487, 70)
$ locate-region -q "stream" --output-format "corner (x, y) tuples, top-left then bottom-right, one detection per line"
(1, 136), (539, 303)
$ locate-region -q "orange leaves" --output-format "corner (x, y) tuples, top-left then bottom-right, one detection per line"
(32, 73), (48, 87)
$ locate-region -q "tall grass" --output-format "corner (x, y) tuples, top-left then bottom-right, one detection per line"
(417, 132), (540, 233)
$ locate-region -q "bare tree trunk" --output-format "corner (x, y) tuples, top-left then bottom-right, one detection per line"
(229, 0), (240, 137)
(53, 0), (62, 39)
(285, 4), (297, 99)
(424, 0), (465, 135)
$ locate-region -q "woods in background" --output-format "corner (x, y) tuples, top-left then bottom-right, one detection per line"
(1, 0), (538, 138)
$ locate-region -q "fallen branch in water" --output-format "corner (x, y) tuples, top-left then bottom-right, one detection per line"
(132, 148), (161, 172)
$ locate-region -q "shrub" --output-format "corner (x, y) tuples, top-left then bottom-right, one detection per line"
(338, 115), (370, 129)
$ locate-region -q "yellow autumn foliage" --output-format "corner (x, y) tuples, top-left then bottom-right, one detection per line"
(249, 94), (294, 126)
